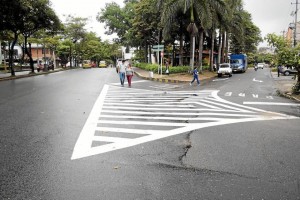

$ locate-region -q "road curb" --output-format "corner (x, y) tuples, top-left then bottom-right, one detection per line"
(278, 91), (300, 102)
(0, 68), (70, 82)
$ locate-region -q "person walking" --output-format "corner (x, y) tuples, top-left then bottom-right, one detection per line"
(117, 60), (126, 86)
(190, 66), (200, 86)
(125, 63), (134, 87)
(277, 65), (281, 77)
(165, 60), (169, 75)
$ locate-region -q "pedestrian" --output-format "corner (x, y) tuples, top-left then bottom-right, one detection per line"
(125, 63), (134, 87)
(165, 60), (169, 75)
(190, 66), (200, 86)
(117, 60), (126, 86)
(277, 65), (282, 77)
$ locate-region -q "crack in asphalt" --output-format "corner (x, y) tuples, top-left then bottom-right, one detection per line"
(179, 131), (192, 165)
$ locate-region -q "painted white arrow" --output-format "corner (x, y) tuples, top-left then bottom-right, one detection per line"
(253, 78), (263, 82)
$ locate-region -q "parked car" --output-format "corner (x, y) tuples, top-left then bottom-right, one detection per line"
(257, 63), (264, 69)
(99, 60), (107, 68)
(281, 66), (297, 76)
(218, 63), (232, 77)
(82, 60), (91, 69)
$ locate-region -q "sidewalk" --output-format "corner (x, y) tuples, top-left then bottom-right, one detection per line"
(0, 68), (65, 81)
(270, 71), (300, 101)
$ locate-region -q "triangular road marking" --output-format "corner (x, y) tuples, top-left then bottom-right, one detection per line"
(71, 85), (298, 160)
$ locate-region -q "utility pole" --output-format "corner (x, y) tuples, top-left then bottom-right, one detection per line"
(292, 0), (299, 46)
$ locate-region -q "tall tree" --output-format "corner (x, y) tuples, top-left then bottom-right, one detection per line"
(97, 1), (138, 45)
(229, 10), (262, 54)
(64, 15), (88, 67)
(161, 0), (225, 70)
(266, 33), (300, 92)
(130, 0), (162, 62)
(1, 0), (61, 74)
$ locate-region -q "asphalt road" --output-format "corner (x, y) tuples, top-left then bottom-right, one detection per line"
(0, 68), (299, 200)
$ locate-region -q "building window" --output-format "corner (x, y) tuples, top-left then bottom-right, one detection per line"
(42, 48), (49, 54)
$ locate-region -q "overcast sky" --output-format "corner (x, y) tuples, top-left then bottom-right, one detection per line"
(50, 0), (296, 47)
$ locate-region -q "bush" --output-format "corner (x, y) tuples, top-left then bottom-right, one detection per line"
(134, 62), (191, 74)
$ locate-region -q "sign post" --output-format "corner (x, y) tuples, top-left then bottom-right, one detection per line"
(152, 45), (164, 75)
(160, 51), (164, 75)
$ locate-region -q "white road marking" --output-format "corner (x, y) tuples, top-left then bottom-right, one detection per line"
(252, 94), (259, 98)
(110, 80), (148, 86)
(243, 102), (300, 106)
(213, 78), (228, 81)
(239, 93), (245, 97)
(225, 92), (232, 96)
(71, 85), (298, 160)
(253, 78), (263, 82)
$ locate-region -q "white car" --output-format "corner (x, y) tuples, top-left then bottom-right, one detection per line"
(218, 63), (232, 77)
(257, 63), (264, 69)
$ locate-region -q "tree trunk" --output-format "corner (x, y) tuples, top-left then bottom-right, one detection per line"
(69, 46), (72, 68)
(209, 30), (215, 71)
(190, 35), (195, 72)
(198, 28), (204, 72)
(217, 30), (222, 69)
(148, 45), (151, 63)
(172, 42), (175, 66)
(179, 32), (183, 66)
(225, 32), (229, 63)
(52, 48), (57, 69)
(9, 33), (18, 76)
(145, 43), (149, 63)
(296, 70), (300, 93)
(221, 31), (226, 63)
(24, 36), (35, 73)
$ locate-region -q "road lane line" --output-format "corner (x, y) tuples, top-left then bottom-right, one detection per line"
(243, 102), (300, 106)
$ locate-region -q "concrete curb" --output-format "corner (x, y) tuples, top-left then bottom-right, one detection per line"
(278, 91), (300, 102)
(0, 68), (71, 81)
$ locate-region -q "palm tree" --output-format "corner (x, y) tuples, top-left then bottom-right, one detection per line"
(221, 0), (244, 61)
(161, 0), (225, 71)
(196, 0), (226, 71)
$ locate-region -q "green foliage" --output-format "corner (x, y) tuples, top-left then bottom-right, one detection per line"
(97, 1), (138, 45)
(229, 10), (262, 54)
(64, 16), (87, 43)
(265, 33), (299, 89)
(134, 62), (190, 73)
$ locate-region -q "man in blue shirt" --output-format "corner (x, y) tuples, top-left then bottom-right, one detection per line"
(190, 67), (200, 86)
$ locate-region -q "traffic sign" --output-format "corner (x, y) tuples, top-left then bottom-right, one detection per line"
(152, 45), (164, 49)
(152, 48), (163, 52)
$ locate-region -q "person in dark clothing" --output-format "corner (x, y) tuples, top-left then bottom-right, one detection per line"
(277, 65), (282, 77)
